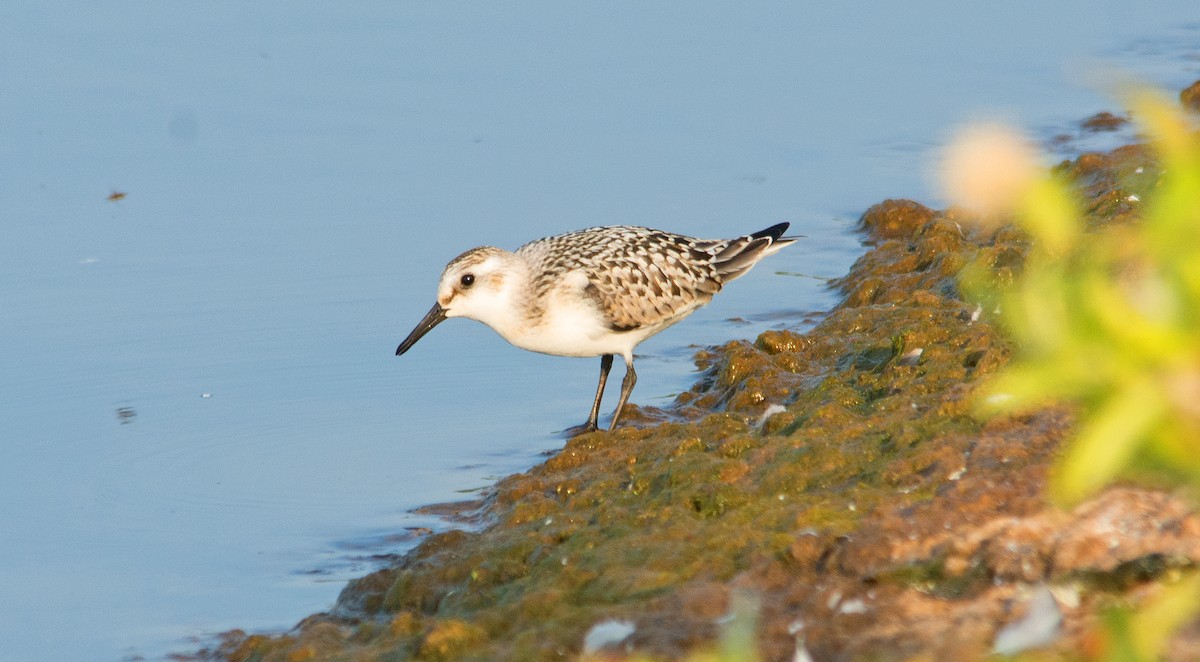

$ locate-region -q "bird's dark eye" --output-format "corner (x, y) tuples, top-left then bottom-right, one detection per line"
(460, 274), (475, 288)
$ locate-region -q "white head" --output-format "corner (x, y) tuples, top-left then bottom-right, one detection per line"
(395, 246), (524, 355)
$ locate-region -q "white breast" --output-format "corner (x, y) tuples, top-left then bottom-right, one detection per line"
(500, 269), (657, 358)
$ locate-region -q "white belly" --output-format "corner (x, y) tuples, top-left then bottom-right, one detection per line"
(503, 298), (661, 358)
(477, 268), (701, 359)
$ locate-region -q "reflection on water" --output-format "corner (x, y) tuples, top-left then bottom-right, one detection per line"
(1, 2), (1198, 660)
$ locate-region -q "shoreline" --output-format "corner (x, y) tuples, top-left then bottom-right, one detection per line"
(198, 96), (1200, 662)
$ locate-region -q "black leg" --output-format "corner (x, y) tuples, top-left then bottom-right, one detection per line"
(584, 354), (614, 432)
(608, 358), (637, 431)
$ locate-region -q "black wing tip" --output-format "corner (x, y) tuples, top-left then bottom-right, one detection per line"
(751, 222), (790, 242)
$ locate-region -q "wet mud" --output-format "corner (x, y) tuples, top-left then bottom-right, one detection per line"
(199, 110), (1200, 661)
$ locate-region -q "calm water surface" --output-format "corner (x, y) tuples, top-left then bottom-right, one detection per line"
(2, 3), (1198, 660)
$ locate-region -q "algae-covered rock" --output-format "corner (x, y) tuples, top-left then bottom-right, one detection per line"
(418, 619), (488, 661)
(858, 198), (936, 240)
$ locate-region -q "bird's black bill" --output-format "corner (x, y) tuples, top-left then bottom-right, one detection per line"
(395, 302), (447, 356)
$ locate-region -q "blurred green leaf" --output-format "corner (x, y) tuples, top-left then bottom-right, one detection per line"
(1051, 377), (1166, 504)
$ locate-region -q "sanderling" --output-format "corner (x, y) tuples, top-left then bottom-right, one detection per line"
(395, 223), (796, 431)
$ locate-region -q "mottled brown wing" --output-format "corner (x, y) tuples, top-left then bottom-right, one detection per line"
(520, 226), (722, 332)
(587, 242), (721, 331)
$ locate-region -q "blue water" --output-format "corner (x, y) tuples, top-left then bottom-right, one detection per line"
(2, 3), (1198, 660)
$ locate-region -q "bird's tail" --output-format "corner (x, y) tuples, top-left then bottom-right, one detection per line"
(713, 222), (797, 281)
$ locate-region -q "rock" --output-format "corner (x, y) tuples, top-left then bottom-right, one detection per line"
(1181, 80), (1200, 112)
(1080, 111), (1128, 132)
(858, 199), (936, 240)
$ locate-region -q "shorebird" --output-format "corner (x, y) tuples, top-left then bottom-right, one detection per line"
(395, 223), (796, 431)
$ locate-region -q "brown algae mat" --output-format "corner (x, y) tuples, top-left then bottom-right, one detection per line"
(206, 140), (1200, 661)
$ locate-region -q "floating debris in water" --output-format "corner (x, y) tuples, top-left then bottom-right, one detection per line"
(776, 270), (835, 283)
(116, 406), (136, 424)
